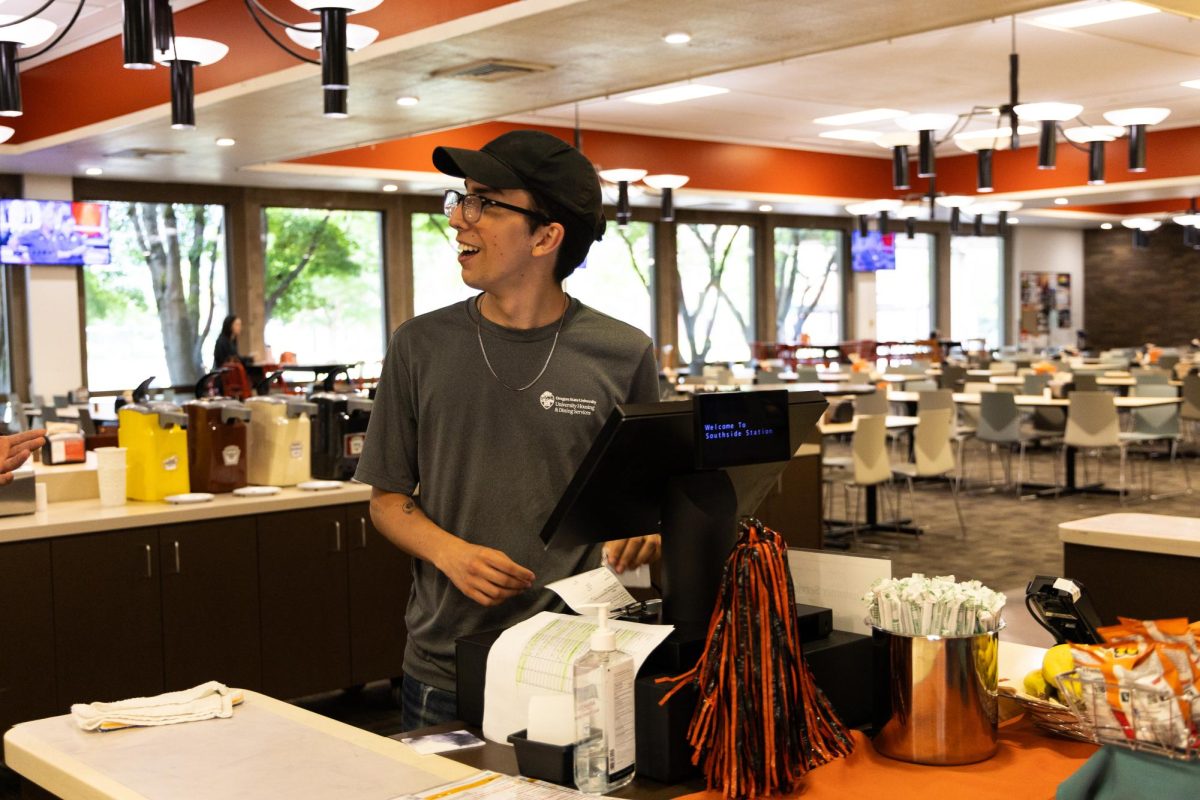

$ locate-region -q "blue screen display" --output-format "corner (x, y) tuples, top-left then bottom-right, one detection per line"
(851, 230), (896, 272)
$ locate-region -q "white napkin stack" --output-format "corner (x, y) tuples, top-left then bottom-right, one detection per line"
(71, 681), (241, 732)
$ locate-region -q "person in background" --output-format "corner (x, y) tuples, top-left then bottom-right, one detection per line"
(356, 130), (661, 730)
(0, 430), (47, 485)
(213, 315), (252, 371)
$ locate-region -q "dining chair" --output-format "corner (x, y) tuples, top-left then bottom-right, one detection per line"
(1125, 383), (1190, 497)
(855, 390), (888, 416)
(1181, 373), (1200, 442)
(1063, 391), (1137, 503)
(904, 379), (937, 392)
(793, 366), (819, 382)
(974, 391), (1056, 495)
(1071, 374), (1100, 392)
(823, 415), (895, 547)
(937, 364), (966, 392)
(1132, 369), (1169, 385)
(892, 408), (966, 538)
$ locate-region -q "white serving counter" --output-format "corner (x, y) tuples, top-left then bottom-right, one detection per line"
(1059, 512), (1200, 558)
(0, 482), (372, 544)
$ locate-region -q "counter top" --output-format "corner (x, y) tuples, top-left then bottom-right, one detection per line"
(1058, 512), (1200, 558)
(0, 482), (373, 544)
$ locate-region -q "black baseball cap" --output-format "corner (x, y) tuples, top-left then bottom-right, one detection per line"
(432, 130), (605, 242)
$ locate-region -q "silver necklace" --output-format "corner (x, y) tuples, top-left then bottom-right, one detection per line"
(476, 293), (569, 392)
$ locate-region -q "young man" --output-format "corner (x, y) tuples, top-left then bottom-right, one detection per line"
(355, 130), (661, 730)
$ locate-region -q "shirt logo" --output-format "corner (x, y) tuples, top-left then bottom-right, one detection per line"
(540, 390), (598, 417)
(539, 391), (556, 410)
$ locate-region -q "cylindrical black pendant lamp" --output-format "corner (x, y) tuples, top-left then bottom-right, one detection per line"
(644, 175), (689, 223)
(123, 0), (155, 69)
(1014, 103), (1082, 171)
(0, 17), (58, 117)
(154, 37), (229, 130)
(895, 114), (958, 179)
(324, 88), (348, 118)
(977, 149), (994, 193)
(1102, 108), (1170, 173)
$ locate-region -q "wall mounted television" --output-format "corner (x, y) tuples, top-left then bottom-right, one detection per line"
(0, 199), (111, 266)
(850, 230), (896, 272)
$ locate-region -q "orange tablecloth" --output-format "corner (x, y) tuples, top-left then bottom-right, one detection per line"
(676, 716), (1097, 800)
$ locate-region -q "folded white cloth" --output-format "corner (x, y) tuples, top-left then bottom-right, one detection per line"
(71, 681), (242, 732)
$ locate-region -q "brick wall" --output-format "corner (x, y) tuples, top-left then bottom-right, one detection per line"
(1083, 228), (1200, 350)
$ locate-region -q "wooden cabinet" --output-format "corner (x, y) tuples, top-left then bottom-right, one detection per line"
(159, 518), (262, 692)
(346, 502), (410, 685)
(0, 541), (56, 732)
(51, 529), (164, 707)
(258, 506), (352, 699)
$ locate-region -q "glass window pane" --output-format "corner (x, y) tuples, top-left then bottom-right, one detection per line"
(875, 233), (933, 342)
(951, 236), (1005, 348)
(85, 202), (227, 391)
(263, 208), (385, 371)
(676, 223), (754, 366)
(412, 212), (476, 316)
(565, 221), (654, 336)
(774, 228), (841, 344)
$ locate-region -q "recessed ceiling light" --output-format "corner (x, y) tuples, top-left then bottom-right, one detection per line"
(215, 137), (236, 147)
(813, 108), (907, 126)
(84, 167), (103, 176)
(1182, 79), (1200, 90)
(382, 184), (399, 192)
(1027, 1), (1158, 30)
(662, 32), (691, 45)
(395, 95), (420, 107)
(816, 129), (886, 142)
(625, 84), (728, 105)
(1101, 222), (1113, 229)
(1054, 197), (1069, 205)
(758, 204), (774, 212)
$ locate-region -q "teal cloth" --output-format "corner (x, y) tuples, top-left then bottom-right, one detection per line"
(1056, 745), (1200, 799)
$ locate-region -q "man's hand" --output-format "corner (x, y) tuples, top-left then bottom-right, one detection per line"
(0, 429), (46, 486)
(435, 538), (535, 607)
(603, 534), (661, 574)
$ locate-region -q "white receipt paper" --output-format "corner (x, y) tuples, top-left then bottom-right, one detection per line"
(481, 611), (672, 744)
(545, 567), (636, 615)
(392, 770), (606, 799)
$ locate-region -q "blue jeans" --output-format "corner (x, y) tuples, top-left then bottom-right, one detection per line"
(400, 674), (459, 732)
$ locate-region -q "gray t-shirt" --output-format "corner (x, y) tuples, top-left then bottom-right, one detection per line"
(355, 295), (659, 691)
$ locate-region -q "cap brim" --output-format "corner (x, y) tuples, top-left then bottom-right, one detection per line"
(432, 146), (525, 189)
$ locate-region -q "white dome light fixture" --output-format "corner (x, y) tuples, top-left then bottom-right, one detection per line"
(1102, 108), (1171, 172)
(154, 37), (230, 130)
(0, 14), (58, 117)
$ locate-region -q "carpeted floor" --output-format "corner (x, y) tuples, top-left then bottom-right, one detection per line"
(2, 444), (1193, 796)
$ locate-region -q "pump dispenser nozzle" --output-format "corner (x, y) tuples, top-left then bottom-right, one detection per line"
(578, 603), (615, 651)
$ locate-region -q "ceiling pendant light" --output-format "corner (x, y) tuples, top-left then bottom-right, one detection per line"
(895, 113), (958, 178)
(598, 168), (647, 226)
(1014, 102), (1083, 169)
(155, 37), (230, 130)
(1063, 125), (1124, 185)
(897, 205), (922, 239)
(0, 15), (58, 117)
(643, 174), (689, 222)
(953, 126), (1034, 193)
(1102, 108), (1171, 172)
(323, 87), (348, 118)
(123, 0), (155, 69)
(935, 195), (973, 235)
(874, 132), (917, 190)
(290, 1), (382, 90)
(971, 200), (1022, 235)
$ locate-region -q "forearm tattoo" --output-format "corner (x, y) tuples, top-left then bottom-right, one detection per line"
(402, 499), (416, 514)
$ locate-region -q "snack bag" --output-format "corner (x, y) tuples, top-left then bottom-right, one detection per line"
(1070, 642), (1186, 748)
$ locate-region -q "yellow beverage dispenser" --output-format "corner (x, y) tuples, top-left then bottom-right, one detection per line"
(117, 403), (190, 501)
(246, 396), (315, 486)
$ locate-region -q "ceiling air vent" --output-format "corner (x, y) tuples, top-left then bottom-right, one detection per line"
(104, 147), (186, 160)
(432, 59), (553, 82)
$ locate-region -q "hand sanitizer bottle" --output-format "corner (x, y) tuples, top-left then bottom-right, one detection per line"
(573, 603), (636, 794)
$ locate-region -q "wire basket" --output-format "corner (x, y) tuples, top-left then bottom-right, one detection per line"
(1053, 671), (1199, 761)
(999, 685), (1096, 744)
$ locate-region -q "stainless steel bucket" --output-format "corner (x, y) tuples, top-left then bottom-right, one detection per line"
(870, 623), (1002, 765)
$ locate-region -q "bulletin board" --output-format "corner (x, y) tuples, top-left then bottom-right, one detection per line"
(1019, 272), (1072, 334)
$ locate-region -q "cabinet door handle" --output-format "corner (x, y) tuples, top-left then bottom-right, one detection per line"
(333, 520), (342, 552)
(144, 544), (153, 578)
(173, 540), (181, 574)
(359, 517), (368, 549)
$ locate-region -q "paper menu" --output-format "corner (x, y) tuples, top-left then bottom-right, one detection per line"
(787, 548), (891, 634)
(545, 567), (636, 615)
(481, 611), (673, 744)
(392, 771), (617, 799)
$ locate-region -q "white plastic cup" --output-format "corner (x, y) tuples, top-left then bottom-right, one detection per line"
(35, 482), (48, 512)
(94, 447), (128, 507)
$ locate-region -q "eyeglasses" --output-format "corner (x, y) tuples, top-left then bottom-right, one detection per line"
(443, 189), (551, 225)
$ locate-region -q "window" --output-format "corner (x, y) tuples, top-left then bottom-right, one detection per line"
(565, 221), (654, 336)
(774, 228), (841, 344)
(412, 212), (476, 316)
(875, 233), (933, 342)
(84, 202), (227, 391)
(263, 207), (385, 370)
(676, 223), (754, 366)
(951, 236), (1005, 348)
